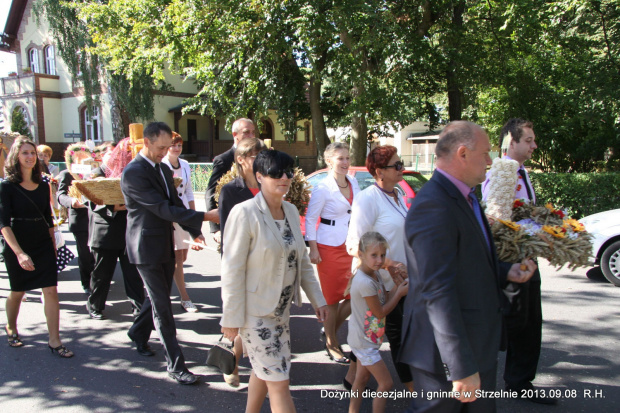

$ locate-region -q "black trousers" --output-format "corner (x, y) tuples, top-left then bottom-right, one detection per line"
(503, 269), (542, 389)
(73, 231), (94, 290)
(406, 366), (497, 413)
(128, 260), (187, 374)
(87, 247), (145, 313)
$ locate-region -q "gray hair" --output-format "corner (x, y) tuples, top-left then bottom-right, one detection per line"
(232, 118), (254, 134)
(435, 121), (483, 158)
(324, 142), (350, 160)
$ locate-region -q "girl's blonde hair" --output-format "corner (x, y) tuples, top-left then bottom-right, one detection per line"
(345, 231), (389, 296)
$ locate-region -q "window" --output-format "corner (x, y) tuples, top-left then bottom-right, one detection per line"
(84, 107), (102, 142)
(28, 48), (40, 73)
(45, 45), (56, 75)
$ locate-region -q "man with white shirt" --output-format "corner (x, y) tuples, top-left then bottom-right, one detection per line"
(482, 118), (555, 404)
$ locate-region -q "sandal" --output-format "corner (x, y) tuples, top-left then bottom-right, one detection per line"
(5, 327), (24, 348)
(48, 344), (74, 358)
(325, 344), (350, 365)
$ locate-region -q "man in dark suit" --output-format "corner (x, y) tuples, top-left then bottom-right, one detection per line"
(57, 168), (94, 294)
(204, 118), (255, 242)
(85, 164), (144, 320)
(401, 121), (536, 412)
(121, 122), (219, 385)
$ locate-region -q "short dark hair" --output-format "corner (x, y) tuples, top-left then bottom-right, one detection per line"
(143, 122), (172, 142)
(253, 149), (294, 185)
(500, 118), (534, 145)
(435, 121), (481, 158)
(366, 145), (398, 177)
(4, 137), (42, 184)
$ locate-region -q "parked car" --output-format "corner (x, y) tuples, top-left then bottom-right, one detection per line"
(301, 167), (428, 235)
(579, 208), (620, 286)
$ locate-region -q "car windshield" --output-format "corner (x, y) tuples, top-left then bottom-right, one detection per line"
(354, 171), (376, 190)
(307, 171), (328, 189)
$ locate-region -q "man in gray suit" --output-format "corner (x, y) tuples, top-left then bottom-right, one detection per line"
(121, 122), (219, 385)
(401, 121), (536, 412)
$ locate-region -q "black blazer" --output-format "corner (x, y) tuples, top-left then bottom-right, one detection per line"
(218, 177), (254, 254)
(57, 169), (89, 233)
(400, 171), (510, 382)
(121, 153), (204, 265)
(204, 146), (235, 232)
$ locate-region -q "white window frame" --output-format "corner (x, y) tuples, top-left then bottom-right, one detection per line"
(45, 45), (56, 75)
(84, 107), (103, 142)
(28, 48), (40, 73)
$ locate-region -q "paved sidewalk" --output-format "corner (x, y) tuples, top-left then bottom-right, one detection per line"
(1, 197), (619, 411)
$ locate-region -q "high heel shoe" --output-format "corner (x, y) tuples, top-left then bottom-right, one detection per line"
(325, 343), (350, 365)
(49, 343), (74, 358)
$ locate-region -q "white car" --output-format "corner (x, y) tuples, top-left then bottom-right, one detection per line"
(580, 208), (620, 286)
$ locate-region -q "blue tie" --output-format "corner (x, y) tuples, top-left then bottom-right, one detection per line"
(469, 191), (491, 251)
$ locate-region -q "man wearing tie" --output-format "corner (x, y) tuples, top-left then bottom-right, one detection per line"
(401, 121), (536, 412)
(204, 118), (255, 243)
(121, 122), (219, 385)
(482, 119), (555, 404)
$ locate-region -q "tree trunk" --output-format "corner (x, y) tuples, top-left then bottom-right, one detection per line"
(446, 67), (462, 121)
(447, 2), (465, 121)
(109, 90), (125, 142)
(309, 76), (329, 169)
(350, 114), (368, 166)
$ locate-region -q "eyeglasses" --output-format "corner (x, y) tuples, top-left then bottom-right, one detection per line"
(381, 161), (404, 172)
(266, 166), (294, 179)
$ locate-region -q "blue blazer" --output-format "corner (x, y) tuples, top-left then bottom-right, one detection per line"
(121, 153), (204, 265)
(400, 171), (510, 381)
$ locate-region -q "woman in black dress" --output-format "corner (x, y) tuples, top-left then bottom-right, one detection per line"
(1, 137), (73, 357)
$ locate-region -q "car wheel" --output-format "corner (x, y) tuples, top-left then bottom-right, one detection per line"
(600, 240), (620, 287)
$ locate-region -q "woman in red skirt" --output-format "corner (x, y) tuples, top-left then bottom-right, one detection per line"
(305, 142), (360, 365)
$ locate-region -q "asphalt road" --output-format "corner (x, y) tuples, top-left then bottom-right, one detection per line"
(1, 204), (619, 412)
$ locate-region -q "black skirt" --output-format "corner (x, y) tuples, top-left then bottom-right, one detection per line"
(3, 219), (58, 291)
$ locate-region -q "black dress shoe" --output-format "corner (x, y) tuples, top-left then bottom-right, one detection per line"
(86, 304), (105, 320)
(135, 342), (155, 357)
(84, 288), (92, 296)
(168, 370), (198, 385)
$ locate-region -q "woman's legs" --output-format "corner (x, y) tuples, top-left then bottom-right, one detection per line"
(325, 299), (351, 360)
(173, 249), (191, 302)
(41, 286), (62, 347)
(246, 371), (269, 413)
(5, 291), (25, 335)
(265, 379), (296, 413)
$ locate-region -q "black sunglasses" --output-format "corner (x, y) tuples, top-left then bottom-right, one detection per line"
(381, 160), (404, 172)
(266, 166), (295, 179)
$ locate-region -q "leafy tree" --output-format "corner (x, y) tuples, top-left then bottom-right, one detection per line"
(11, 107), (31, 138)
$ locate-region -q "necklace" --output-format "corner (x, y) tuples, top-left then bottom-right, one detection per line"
(376, 185), (407, 219)
(336, 177), (349, 189)
(374, 182), (396, 195)
(170, 161), (181, 169)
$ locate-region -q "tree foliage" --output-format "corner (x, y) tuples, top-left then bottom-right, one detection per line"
(11, 107), (31, 138)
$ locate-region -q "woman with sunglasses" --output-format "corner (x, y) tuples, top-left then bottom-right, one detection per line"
(305, 142), (360, 366)
(343, 145), (413, 392)
(217, 137), (265, 387)
(221, 150), (328, 412)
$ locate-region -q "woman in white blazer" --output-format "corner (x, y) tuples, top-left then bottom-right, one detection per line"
(162, 132), (198, 312)
(221, 150), (328, 413)
(305, 142), (360, 366)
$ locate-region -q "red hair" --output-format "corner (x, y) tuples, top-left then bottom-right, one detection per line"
(366, 145), (397, 177)
(171, 131), (183, 145)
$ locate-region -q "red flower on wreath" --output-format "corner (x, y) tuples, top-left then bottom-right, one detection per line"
(513, 200), (524, 208)
(516, 184), (522, 191)
(554, 210), (565, 219)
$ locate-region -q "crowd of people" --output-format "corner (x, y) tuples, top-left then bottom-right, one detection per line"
(1, 117), (554, 412)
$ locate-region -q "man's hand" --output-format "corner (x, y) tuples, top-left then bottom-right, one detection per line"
(113, 204), (127, 212)
(204, 209), (220, 224)
(222, 327), (239, 342)
(315, 305), (329, 323)
(452, 372), (480, 403)
(191, 235), (207, 251)
(71, 198), (86, 209)
(507, 259), (537, 283)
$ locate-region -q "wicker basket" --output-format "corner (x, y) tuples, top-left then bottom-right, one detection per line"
(71, 177), (183, 205)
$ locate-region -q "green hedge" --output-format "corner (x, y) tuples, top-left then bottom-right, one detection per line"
(530, 172), (620, 219)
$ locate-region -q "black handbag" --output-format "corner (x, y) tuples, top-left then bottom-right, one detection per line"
(206, 335), (236, 375)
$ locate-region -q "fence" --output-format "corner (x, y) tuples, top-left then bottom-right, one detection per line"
(401, 154), (436, 173)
